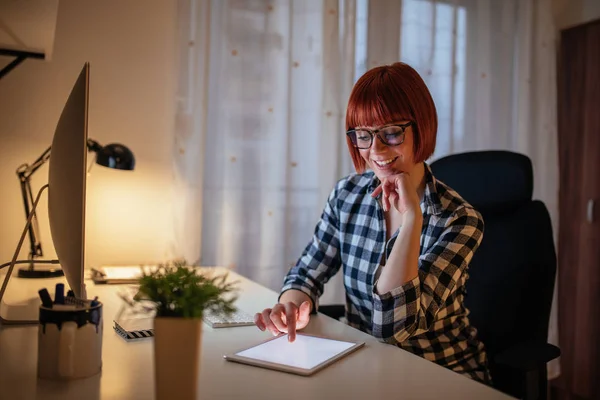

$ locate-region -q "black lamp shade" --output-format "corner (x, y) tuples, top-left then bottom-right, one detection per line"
(96, 143), (135, 170)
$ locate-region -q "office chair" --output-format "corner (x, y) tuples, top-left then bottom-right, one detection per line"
(319, 150), (560, 400)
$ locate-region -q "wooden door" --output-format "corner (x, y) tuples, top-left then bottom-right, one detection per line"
(554, 18), (600, 400)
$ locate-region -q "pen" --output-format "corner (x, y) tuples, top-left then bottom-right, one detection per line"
(38, 288), (53, 308)
(54, 283), (65, 304)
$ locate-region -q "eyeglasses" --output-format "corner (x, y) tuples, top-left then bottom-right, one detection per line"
(346, 122), (413, 149)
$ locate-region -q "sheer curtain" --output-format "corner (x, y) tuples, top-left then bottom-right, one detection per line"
(174, 0), (559, 377)
(173, 0), (356, 294)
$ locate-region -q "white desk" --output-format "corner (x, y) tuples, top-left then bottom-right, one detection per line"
(0, 267), (514, 400)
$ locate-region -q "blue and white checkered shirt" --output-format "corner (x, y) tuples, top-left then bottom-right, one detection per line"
(281, 163), (491, 383)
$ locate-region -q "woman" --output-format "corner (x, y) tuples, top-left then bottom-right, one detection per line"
(254, 62), (490, 383)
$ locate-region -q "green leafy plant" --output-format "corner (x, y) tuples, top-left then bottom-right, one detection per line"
(131, 259), (238, 318)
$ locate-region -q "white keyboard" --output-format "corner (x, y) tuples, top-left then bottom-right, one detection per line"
(203, 309), (256, 328)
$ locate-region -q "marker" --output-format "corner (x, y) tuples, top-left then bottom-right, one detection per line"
(38, 288), (53, 308)
(54, 283), (65, 304)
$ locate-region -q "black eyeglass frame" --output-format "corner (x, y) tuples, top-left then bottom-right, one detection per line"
(346, 121), (413, 149)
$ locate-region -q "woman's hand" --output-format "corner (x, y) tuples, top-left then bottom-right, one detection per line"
(371, 173), (421, 219)
(254, 301), (311, 342)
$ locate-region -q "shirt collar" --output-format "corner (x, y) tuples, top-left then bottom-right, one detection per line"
(421, 162), (443, 216)
(366, 162), (443, 216)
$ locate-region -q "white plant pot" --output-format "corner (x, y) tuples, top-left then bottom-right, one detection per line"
(153, 317), (203, 400)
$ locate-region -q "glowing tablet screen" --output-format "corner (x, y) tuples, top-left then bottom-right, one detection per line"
(234, 334), (358, 370)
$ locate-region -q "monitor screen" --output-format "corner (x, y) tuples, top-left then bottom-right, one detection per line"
(47, 63), (89, 299)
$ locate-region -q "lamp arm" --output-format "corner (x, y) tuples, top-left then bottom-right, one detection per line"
(18, 174), (43, 262)
(13, 140), (102, 266)
(18, 145), (52, 179)
(15, 145), (52, 265)
(12, 140), (103, 268)
(18, 141), (100, 180)
(0, 184), (49, 306)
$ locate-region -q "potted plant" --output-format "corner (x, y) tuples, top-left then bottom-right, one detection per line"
(131, 260), (237, 400)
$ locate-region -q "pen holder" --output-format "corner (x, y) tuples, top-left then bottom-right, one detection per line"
(37, 302), (103, 380)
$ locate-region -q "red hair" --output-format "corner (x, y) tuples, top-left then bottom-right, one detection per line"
(345, 62), (438, 173)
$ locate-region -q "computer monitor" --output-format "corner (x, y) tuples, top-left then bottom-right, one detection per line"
(47, 62), (89, 299)
(0, 62), (89, 323)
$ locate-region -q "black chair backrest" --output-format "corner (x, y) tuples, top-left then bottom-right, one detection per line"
(430, 151), (557, 357)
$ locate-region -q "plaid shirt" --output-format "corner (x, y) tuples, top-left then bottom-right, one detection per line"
(281, 163), (491, 383)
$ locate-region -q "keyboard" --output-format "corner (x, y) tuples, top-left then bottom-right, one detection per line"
(203, 309), (256, 328)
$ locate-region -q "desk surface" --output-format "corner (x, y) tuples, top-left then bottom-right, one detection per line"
(0, 267), (513, 400)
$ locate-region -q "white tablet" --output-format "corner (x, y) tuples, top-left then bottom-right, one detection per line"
(223, 333), (365, 376)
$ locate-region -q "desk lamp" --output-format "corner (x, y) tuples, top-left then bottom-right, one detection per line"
(16, 139), (135, 278)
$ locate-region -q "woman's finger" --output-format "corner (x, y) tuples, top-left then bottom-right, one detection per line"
(297, 301), (311, 329)
(284, 303), (298, 342)
(261, 308), (280, 336)
(384, 179), (396, 211)
(380, 180), (389, 211)
(254, 313), (266, 331)
(388, 192), (399, 211)
(395, 173), (421, 213)
(270, 304), (288, 334)
(371, 184), (383, 198)
(395, 174), (407, 195)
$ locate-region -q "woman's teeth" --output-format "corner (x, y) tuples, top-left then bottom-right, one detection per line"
(374, 158), (396, 167)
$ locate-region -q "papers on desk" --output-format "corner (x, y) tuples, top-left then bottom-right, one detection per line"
(91, 265), (155, 284)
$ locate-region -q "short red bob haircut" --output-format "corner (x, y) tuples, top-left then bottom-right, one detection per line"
(345, 62), (438, 173)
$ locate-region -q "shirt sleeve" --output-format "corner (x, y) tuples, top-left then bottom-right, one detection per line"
(279, 184), (343, 313)
(371, 206), (484, 344)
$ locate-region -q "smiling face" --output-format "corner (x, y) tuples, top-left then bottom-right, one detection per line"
(356, 122), (416, 180)
(345, 63), (438, 175)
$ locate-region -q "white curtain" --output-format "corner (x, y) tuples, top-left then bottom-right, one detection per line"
(174, 0), (559, 377)
(173, 0), (357, 294)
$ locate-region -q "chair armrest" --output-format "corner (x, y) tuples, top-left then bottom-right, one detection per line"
(318, 304), (345, 320)
(491, 342), (560, 400)
(494, 341), (561, 371)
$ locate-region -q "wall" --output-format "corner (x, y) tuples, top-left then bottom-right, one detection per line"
(0, 0), (178, 270)
(553, 0), (600, 30)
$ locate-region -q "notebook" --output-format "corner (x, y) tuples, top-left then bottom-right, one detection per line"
(113, 317), (154, 341)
